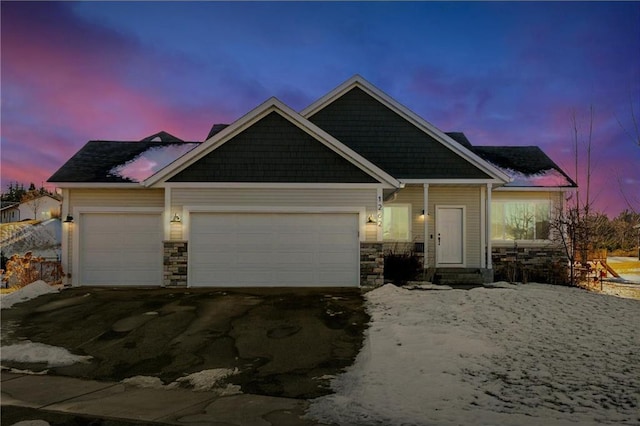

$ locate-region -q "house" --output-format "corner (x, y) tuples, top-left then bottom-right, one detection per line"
(48, 76), (576, 287)
(0, 194), (62, 223)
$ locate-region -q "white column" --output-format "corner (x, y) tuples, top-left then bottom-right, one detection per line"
(164, 187), (171, 241)
(61, 188), (70, 285)
(376, 188), (383, 241)
(423, 183), (429, 269)
(486, 183), (493, 269)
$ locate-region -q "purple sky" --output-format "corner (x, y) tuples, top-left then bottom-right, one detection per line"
(2, 2), (639, 216)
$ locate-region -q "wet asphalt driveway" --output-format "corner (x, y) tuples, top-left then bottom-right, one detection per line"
(1, 287), (368, 399)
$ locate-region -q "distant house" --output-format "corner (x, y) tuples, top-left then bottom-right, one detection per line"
(49, 75), (576, 288)
(0, 194), (61, 223)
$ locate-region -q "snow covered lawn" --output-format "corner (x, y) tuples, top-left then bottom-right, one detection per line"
(308, 283), (639, 426)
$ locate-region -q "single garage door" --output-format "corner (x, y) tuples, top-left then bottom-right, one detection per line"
(80, 213), (162, 286)
(189, 213), (359, 287)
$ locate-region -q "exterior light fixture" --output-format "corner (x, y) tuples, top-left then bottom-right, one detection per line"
(63, 215), (74, 223)
(366, 215), (376, 224)
(170, 213), (181, 223)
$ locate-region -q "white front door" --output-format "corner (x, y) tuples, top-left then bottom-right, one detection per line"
(436, 206), (464, 266)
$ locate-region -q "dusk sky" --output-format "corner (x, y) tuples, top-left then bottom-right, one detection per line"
(1, 1), (639, 216)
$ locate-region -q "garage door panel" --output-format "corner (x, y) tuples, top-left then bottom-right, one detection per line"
(189, 213), (359, 287)
(80, 213), (161, 286)
(275, 251), (314, 266)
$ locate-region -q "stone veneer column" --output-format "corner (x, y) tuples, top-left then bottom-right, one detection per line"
(360, 242), (384, 287)
(163, 241), (188, 287)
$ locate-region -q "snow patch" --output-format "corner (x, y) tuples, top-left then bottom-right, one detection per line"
(109, 143), (199, 182)
(122, 368), (241, 395)
(0, 280), (59, 309)
(499, 167), (573, 187)
(175, 368), (241, 394)
(308, 283), (640, 425)
(11, 421), (51, 426)
(122, 375), (174, 389)
(1, 341), (92, 367)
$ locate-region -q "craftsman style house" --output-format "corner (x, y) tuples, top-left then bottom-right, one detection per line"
(49, 76), (576, 287)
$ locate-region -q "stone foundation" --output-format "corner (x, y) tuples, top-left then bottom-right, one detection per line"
(360, 242), (384, 287)
(163, 241), (188, 287)
(492, 245), (568, 284)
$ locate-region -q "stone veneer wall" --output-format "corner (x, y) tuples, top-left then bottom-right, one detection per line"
(163, 241), (188, 287)
(492, 245), (568, 285)
(361, 242), (384, 287)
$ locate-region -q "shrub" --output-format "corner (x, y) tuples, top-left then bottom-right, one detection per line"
(384, 246), (422, 286)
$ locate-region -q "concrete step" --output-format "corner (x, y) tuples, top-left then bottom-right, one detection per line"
(433, 269), (487, 285)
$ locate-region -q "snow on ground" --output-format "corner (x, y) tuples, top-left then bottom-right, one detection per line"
(0, 281), (60, 309)
(122, 368), (241, 395)
(308, 283), (640, 426)
(1, 341), (92, 367)
(0, 219), (61, 259)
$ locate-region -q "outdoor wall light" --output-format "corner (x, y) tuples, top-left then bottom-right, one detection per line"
(63, 215), (74, 223)
(170, 213), (181, 223)
(366, 215), (376, 224)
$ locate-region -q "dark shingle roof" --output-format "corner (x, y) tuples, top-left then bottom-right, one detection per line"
(445, 132), (473, 149)
(471, 145), (577, 187)
(140, 131), (184, 142)
(48, 140), (200, 183)
(206, 124), (229, 140)
(48, 131), (198, 183)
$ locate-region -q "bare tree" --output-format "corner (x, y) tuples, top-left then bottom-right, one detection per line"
(551, 107), (597, 285)
(20, 191), (44, 220)
(615, 93), (640, 213)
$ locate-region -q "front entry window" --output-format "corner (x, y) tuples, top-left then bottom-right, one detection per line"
(383, 205), (411, 241)
(492, 200), (550, 241)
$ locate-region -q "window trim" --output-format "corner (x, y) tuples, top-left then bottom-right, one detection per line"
(491, 198), (552, 242)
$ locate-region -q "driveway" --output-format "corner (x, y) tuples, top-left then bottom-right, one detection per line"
(1, 287), (368, 399)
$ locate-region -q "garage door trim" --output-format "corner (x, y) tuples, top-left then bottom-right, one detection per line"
(72, 207), (164, 287)
(185, 206), (367, 288)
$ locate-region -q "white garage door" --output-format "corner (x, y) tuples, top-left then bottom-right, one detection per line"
(189, 213), (359, 287)
(80, 213), (162, 286)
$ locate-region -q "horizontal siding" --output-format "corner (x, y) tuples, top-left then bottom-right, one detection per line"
(429, 186), (482, 268)
(171, 188), (378, 241)
(492, 191), (563, 204)
(172, 188), (376, 207)
(69, 189), (164, 208)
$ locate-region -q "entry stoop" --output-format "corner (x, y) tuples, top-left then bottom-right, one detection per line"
(433, 268), (493, 285)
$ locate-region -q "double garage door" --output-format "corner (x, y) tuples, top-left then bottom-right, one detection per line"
(189, 213), (359, 287)
(79, 212), (359, 287)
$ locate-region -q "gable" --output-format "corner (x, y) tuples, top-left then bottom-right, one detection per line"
(307, 86), (493, 180)
(168, 111), (379, 183)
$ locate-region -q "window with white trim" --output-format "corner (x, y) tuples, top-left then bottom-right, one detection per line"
(383, 205), (411, 241)
(491, 200), (550, 241)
